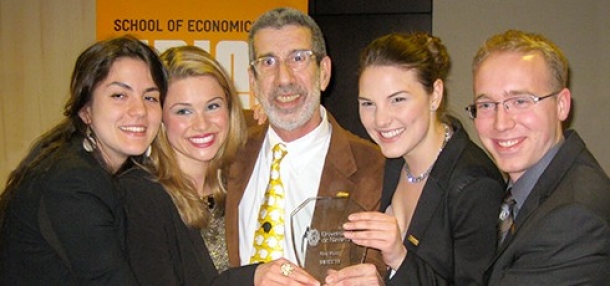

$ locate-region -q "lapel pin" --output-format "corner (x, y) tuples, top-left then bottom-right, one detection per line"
(336, 191), (349, 198)
(408, 235), (419, 246)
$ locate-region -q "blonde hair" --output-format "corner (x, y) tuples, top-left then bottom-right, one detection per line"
(150, 46), (246, 228)
(472, 29), (569, 91)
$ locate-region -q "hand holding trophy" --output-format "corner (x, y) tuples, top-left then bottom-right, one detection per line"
(290, 194), (370, 282)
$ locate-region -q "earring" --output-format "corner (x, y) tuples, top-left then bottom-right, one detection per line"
(82, 126), (97, 152)
(144, 145), (152, 157)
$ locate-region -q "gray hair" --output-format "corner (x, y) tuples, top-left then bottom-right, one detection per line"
(248, 7), (327, 64)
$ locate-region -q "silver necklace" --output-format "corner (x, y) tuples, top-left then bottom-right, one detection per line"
(404, 124), (453, 184)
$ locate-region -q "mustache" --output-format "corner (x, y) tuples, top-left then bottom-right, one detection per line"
(270, 84), (306, 98)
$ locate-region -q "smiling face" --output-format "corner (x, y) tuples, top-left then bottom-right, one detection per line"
(163, 75), (229, 170)
(473, 51), (570, 182)
(358, 65), (441, 159)
(249, 25), (331, 141)
(78, 57), (162, 171)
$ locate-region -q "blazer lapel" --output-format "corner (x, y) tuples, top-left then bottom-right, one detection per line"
(226, 124), (267, 266)
(402, 123), (465, 251)
(380, 158), (403, 211)
(505, 132), (583, 248)
(317, 115), (382, 211)
(318, 116), (357, 198)
(487, 131), (585, 272)
(229, 125), (266, 201)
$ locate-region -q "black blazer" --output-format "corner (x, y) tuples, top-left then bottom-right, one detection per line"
(120, 167), (257, 286)
(0, 137), (137, 285)
(484, 130), (610, 285)
(382, 120), (505, 286)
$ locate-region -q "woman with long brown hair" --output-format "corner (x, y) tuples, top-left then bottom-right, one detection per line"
(0, 35), (166, 285)
(326, 32), (505, 286)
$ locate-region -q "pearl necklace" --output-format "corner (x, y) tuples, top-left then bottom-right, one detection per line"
(404, 124), (453, 184)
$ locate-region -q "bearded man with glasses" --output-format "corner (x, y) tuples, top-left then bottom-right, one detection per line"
(225, 7), (386, 284)
(469, 29), (610, 286)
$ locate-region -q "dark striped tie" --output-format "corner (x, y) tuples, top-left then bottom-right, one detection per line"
(498, 188), (516, 247)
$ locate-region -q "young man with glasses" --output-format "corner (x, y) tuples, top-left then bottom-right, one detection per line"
(225, 7), (385, 283)
(468, 29), (610, 285)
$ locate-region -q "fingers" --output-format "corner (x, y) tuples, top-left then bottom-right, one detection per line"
(341, 212), (406, 269)
(347, 211), (386, 221)
(252, 103), (268, 125)
(324, 264), (384, 286)
(289, 265), (320, 286)
(343, 212), (395, 230)
(254, 259), (320, 286)
(342, 212), (399, 248)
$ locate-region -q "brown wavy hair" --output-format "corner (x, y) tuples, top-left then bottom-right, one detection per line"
(0, 35), (167, 227)
(359, 32), (452, 122)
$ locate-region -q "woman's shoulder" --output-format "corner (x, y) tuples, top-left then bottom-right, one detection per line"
(118, 167), (174, 207)
(119, 166), (155, 182)
(119, 168), (185, 241)
(15, 145), (125, 208)
(119, 167), (164, 194)
(453, 141), (502, 180)
(443, 127), (501, 178)
(440, 130), (505, 195)
(38, 147), (114, 189)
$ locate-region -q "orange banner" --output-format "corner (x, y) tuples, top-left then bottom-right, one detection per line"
(97, 0), (308, 108)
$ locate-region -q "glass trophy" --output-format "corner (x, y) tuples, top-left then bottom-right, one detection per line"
(290, 196), (368, 282)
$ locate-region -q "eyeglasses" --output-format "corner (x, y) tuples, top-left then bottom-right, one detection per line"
(465, 90), (561, 119)
(250, 50), (316, 76)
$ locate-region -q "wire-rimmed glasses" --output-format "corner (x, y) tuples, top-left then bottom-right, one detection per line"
(250, 50), (316, 76)
(465, 90), (561, 119)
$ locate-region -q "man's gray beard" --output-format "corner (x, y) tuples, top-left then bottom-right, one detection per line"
(261, 83), (321, 132)
(266, 93), (318, 131)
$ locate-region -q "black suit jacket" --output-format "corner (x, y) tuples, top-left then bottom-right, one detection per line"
(120, 167), (257, 286)
(382, 120), (505, 286)
(484, 130), (610, 285)
(0, 137), (137, 285)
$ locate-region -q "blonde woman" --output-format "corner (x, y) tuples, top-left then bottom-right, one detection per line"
(121, 46), (317, 286)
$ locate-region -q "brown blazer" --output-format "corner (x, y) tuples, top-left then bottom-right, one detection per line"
(226, 113), (385, 270)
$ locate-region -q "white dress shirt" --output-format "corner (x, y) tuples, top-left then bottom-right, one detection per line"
(239, 107), (332, 265)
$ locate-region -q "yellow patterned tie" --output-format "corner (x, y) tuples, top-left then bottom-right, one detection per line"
(250, 143), (288, 263)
